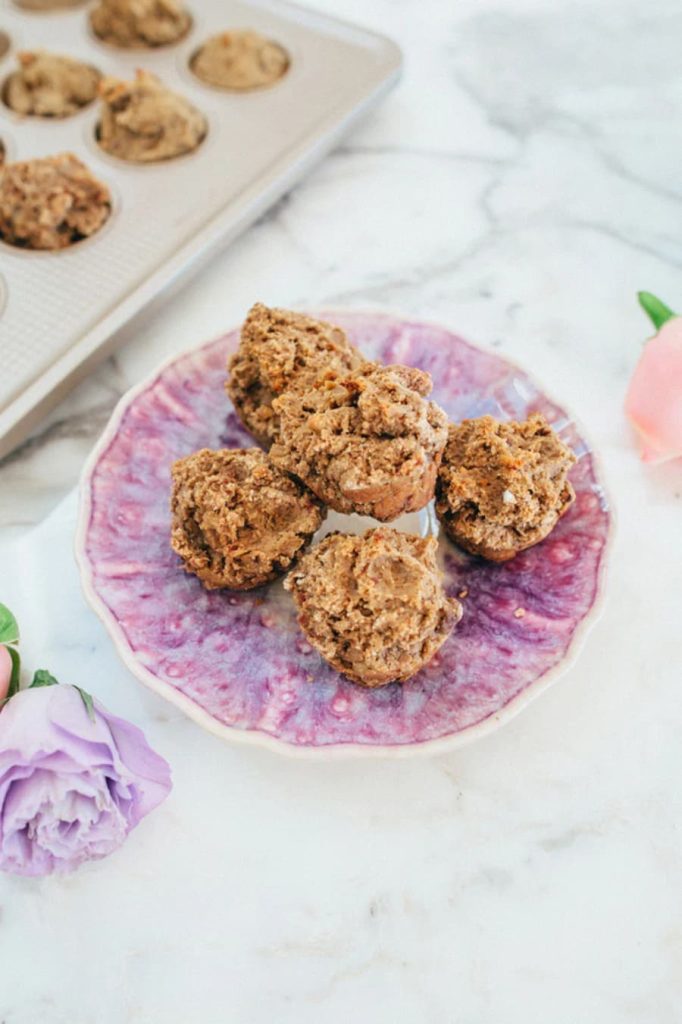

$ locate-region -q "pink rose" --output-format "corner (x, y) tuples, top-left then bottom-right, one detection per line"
(0, 646), (11, 703)
(0, 603), (19, 704)
(625, 292), (682, 463)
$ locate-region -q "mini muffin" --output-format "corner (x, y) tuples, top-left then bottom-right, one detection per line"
(15, 0), (84, 9)
(227, 303), (364, 447)
(285, 528), (462, 687)
(90, 0), (191, 48)
(0, 153), (111, 250)
(0, 32), (9, 60)
(4, 51), (100, 118)
(191, 30), (289, 91)
(270, 364), (449, 522)
(436, 413), (577, 561)
(170, 447), (325, 590)
(97, 70), (206, 163)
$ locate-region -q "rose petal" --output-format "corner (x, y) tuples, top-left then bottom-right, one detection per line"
(625, 317), (682, 464)
(0, 685), (171, 876)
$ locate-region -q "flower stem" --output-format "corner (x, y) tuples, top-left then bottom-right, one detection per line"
(638, 291), (675, 331)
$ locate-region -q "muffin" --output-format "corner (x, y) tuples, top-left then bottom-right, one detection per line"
(97, 70), (206, 163)
(435, 413), (577, 561)
(285, 528), (462, 687)
(227, 303), (364, 447)
(4, 51), (100, 118)
(15, 0), (84, 9)
(270, 363), (449, 521)
(0, 153), (111, 250)
(191, 30), (289, 91)
(170, 447), (325, 591)
(90, 0), (191, 48)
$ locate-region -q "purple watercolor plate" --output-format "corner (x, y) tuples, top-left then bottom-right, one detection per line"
(76, 312), (611, 758)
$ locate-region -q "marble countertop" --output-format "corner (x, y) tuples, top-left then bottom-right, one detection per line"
(2, 0), (682, 1020)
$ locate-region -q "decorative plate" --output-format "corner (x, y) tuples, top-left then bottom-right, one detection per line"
(76, 312), (611, 757)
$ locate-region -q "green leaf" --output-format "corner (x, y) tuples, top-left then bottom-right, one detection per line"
(74, 686), (96, 724)
(29, 669), (59, 689)
(0, 604), (19, 646)
(7, 647), (21, 699)
(638, 291), (676, 331)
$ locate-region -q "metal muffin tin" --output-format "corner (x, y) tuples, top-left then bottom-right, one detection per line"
(0, 0), (401, 458)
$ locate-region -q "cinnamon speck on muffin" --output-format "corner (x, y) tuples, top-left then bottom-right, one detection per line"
(97, 70), (206, 163)
(191, 30), (289, 91)
(285, 527), (462, 687)
(226, 303), (364, 447)
(0, 153), (111, 250)
(270, 363), (449, 522)
(435, 413), (576, 561)
(4, 51), (100, 118)
(170, 447), (325, 590)
(90, 0), (191, 48)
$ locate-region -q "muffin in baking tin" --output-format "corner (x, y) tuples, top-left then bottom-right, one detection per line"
(96, 70), (206, 163)
(0, 152), (111, 250)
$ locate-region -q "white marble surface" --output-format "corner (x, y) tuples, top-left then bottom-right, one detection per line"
(1, 0), (682, 1020)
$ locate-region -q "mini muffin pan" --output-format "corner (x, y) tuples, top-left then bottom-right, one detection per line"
(0, 0), (401, 458)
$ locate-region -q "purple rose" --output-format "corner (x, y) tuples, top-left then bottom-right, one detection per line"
(0, 685), (171, 876)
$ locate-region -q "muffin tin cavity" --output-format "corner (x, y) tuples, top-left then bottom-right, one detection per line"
(0, 153), (111, 251)
(94, 69), (207, 164)
(13, 0), (86, 11)
(2, 51), (100, 118)
(190, 30), (289, 92)
(89, 0), (192, 49)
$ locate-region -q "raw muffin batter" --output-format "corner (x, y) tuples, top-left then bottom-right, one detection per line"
(436, 413), (576, 561)
(270, 364), (449, 521)
(285, 528), (462, 687)
(191, 30), (289, 91)
(170, 447), (325, 590)
(97, 70), (206, 163)
(90, 0), (191, 48)
(4, 51), (100, 118)
(0, 153), (111, 250)
(227, 304), (364, 447)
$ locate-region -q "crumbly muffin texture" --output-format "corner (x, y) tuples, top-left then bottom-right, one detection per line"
(0, 153), (111, 250)
(97, 70), (206, 163)
(285, 528), (462, 687)
(90, 0), (191, 48)
(270, 363), (449, 522)
(171, 448), (325, 590)
(191, 30), (289, 91)
(15, 0), (83, 9)
(227, 303), (364, 447)
(5, 52), (100, 118)
(436, 413), (576, 561)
